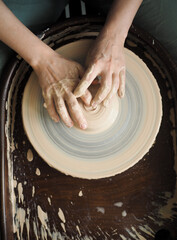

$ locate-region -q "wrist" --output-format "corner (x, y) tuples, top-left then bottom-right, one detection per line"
(100, 24), (127, 47)
(30, 43), (57, 71)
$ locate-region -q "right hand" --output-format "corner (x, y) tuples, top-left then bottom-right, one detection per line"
(74, 28), (126, 108)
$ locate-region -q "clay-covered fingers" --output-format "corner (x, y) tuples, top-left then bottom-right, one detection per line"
(80, 89), (92, 106)
(42, 89), (60, 123)
(118, 68), (126, 98)
(102, 68), (126, 106)
(74, 64), (99, 98)
(91, 73), (112, 108)
(103, 73), (120, 107)
(54, 96), (74, 128)
(65, 93), (88, 129)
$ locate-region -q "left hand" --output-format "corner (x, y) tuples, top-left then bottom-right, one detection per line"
(33, 50), (92, 129)
(74, 30), (126, 108)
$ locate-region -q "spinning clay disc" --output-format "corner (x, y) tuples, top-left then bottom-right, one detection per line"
(22, 39), (162, 179)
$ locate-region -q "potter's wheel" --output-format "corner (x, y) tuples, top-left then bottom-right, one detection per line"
(22, 39), (162, 179)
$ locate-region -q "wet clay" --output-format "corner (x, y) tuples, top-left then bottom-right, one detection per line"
(22, 39), (162, 179)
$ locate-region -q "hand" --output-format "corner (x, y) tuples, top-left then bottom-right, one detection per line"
(33, 51), (92, 129)
(74, 29), (126, 108)
(0, 0), (141, 120)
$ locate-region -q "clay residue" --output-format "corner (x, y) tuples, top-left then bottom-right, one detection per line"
(17, 183), (24, 204)
(60, 222), (66, 232)
(32, 186), (35, 197)
(78, 190), (83, 197)
(37, 205), (48, 229)
(158, 107), (177, 220)
(76, 225), (82, 236)
(114, 202), (123, 207)
(96, 207), (105, 214)
(122, 210), (127, 217)
(48, 197), (52, 205)
(27, 149), (33, 162)
(35, 168), (41, 176)
(131, 227), (146, 240)
(58, 208), (66, 223)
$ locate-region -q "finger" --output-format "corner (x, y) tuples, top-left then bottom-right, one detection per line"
(76, 64), (93, 105)
(91, 74), (112, 108)
(77, 63), (93, 106)
(42, 90), (60, 123)
(118, 68), (126, 98)
(54, 96), (74, 128)
(80, 89), (92, 106)
(103, 73), (119, 107)
(66, 93), (87, 129)
(52, 85), (73, 127)
(74, 64), (100, 98)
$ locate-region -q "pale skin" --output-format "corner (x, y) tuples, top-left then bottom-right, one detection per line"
(74, 0), (143, 108)
(0, 0), (142, 129)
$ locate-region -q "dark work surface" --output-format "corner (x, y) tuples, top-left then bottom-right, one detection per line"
(0, 18), (177, 240)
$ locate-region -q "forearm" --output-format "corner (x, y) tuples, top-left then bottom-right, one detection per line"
(102, 0), (143, 44)
(0, 1), (53, 68)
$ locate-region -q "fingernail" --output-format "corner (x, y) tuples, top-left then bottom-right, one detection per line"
(74, 90), (81, 98)
(91, 101), (97, 109)
(119, 89), (125, 98)
(84, 101), (90, 107)
(103, 99), (109, 107)
(68, 122), (73, 128)
(43, 103), (47, 108)
(85, 96), (92, 106)
(52, 117), (59, 122)
(80, 123), (87, 129)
